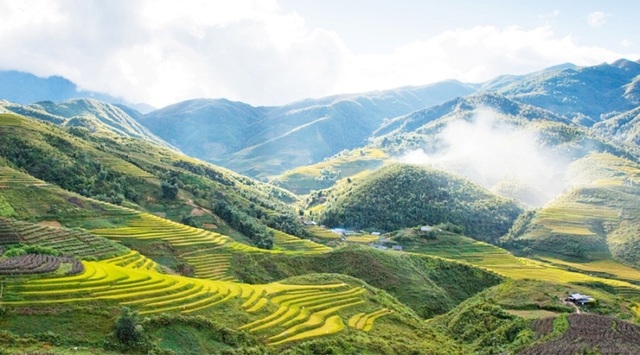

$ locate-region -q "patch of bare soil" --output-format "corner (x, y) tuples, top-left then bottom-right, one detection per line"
(68, 197), (84, 207)
(190, 208), (206, 217)
(38, 221), (62, 228)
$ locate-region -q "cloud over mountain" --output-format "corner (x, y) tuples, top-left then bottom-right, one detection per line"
(0, 1), (636, 107)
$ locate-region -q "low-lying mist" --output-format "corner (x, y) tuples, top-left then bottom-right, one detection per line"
(398, 110), (571, 207)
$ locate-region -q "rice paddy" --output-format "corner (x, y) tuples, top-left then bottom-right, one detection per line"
(348, 308), (394, 331)
(409, 235), (640, 299)
(1, 217), (128, 260)
(272, 229), (332, 253)
(0, 260), (378, 346)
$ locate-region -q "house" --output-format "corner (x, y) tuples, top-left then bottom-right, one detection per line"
(567, 293), (595, 305)
(420, 226), (433, 232)
(370, 243), (388, 250)
(371, 232), (381, 236)
(392, 245), (403, 251)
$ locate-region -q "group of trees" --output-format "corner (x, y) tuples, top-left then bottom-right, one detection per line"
(320, 164), (523, 242)
(212, 198), (274, 249)
(0, 133), (142, 205)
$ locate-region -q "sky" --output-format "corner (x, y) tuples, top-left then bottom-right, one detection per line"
(0, 0), (638, 108)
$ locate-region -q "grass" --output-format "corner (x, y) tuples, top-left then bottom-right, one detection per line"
(505, 309), (560, 319)
(0, 113), (28, 127)
(271, 148), (388, 195)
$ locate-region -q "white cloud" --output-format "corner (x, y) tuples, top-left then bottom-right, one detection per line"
(398, 110), (571, 207)
(335, 26), (630, 94)
(622, 39), (633, 48)
(0, 1), (635, 107)
(538, 10), (560, 23)
(587, 11), (609, 28)
(0, 0), (348, 107)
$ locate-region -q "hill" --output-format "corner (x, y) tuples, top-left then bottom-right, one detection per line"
(502, 153), (640, 265)
(594, 106), (640, 146)
(227, 245), (503, 318)
(139, 81), (476, 178)
(0, 70), (153, 113)
(318, 164), (522, 242)
(0, 111), (304, 250)
(271, 148), (389, 195)
(489, 58), (640, 126)
(0, 98), (171, 149)
(522, 314), (640, 354)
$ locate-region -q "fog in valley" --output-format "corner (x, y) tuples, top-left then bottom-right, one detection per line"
(399, 110), (572, 207)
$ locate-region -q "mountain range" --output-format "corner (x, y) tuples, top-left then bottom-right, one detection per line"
(2, 58), (640, 353)
(3, 59), (639, 181)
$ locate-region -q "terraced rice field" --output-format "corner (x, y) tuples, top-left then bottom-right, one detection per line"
(182, 252), (236, 281)
(0, 166), (50, 188)
(505, 309), (560, 319)
(93, 156), (154, 178)
(272, 229), (332, 253)
(240, 285), (372, 345)
(306, 226), (341, 240)
(91, 213), (232, 248)
(1, 260), (375, 345)
(533, 201), (618, 236)
(539, 257), (640, 288)
(102, 250), (160, 272)
(0, 219), (20, 246)
(411, 237), (640, 299)
(1, 217), (127, 259)
(348, 308), (394, 331)
(346, 235), (380, 243)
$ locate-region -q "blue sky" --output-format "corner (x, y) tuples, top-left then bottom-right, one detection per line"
(283, 0), (638, 54)
(0, 0), (637, 108)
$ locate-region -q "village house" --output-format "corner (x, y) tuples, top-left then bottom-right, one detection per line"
(567, 293), (596, 305)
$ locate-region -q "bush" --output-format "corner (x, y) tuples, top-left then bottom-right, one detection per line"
(115, 307), (145, 346)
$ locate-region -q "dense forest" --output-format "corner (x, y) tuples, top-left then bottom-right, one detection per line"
(320, 164), (523, 242)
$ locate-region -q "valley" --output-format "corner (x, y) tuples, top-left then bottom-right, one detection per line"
(2, 58), (640, 354)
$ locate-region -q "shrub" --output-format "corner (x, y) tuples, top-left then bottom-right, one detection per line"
(115, 307), (145, 346)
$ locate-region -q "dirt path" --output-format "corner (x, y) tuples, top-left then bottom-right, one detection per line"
(564, 301), (581, 314)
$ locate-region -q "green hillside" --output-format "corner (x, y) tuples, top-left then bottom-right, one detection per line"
(227, 245), (503, 318)
(4, 76), (640, 354)
(0, 111), (305, 249)
(271, 148), (388, 195)
(1, 99), (170, 148)
(319, 164), (523, 242)
(503, 153), (640, 264)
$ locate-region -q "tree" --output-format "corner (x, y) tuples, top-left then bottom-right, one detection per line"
(161, 181), (178, 199)
(115, 307), (144, 346)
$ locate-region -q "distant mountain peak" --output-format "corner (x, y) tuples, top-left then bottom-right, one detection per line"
(0, 70), (154, 113)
